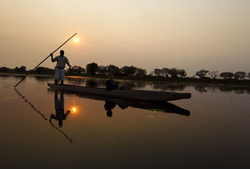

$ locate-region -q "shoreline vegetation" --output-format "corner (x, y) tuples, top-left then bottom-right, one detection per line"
(1, 72), (250, 88)
(1, 64), (250, 88)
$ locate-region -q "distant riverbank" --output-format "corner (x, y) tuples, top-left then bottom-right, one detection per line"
(1, 72), (250, 88)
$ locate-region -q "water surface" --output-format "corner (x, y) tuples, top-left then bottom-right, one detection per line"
(1, 75), (249, 169)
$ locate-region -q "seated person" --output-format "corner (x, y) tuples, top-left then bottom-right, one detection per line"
(105, 73), (119, 90)
(105, 73), (131, 90)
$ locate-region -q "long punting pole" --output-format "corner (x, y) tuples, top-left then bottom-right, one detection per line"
(14, 33), (77, 88)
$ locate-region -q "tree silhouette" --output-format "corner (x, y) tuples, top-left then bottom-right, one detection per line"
(208, 71), (219, 79)
(0, 67), (10, 72)
(20, 66), (26, 73)
(135, 68), (147, 77)
(168, 68), (179, 78)
(14, 66), (27, 73)
(34, 66), (54, 74)
(98, 66), (108, 75)
(234, 71), (246, 80)
(107, 65), (120, 75)
(161, 68), (169, 77)
(86, 62), (98, 75)
(220, 72), (234, 79)
(121, 66), (137, 76)
(154, 69), (161, 77)
(179, 69), (187, 78)
(195, 70), (209, 78)
(67, 66), (85, 75)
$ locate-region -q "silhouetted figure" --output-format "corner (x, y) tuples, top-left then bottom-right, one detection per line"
(105, 73), (130, 90)
(50, 92), (70, 127)
(104, 100), (128, 117)
(104, 101), (116, 117)
(51, 50), (71, 85)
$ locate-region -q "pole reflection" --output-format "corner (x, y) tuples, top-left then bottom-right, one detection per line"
(15, 89), (74, 144)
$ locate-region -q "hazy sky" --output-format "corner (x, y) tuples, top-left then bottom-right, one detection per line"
(0, 0), (250, 76)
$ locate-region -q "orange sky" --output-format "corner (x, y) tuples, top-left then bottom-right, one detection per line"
(0, 0), (250, 76)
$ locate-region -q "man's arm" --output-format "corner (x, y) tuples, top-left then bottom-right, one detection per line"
(65, 57), (71, 68)
(67, 62), (71, 68)
(50, 53), (56, 62)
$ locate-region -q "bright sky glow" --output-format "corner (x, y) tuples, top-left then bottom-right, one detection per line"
(0, 0), (249, 76)
(74, 38), (79, 43)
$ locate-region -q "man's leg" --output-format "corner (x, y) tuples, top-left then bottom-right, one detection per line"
(55, 68), (59, 84)
(60, 69), (65, 85)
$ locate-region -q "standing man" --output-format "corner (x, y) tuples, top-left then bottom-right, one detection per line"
(51, 50), (71, 84)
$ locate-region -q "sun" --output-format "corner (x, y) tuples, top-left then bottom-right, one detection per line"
(74, 37), (79, 43)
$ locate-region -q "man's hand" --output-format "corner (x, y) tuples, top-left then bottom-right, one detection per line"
(50, 53), (54, 62)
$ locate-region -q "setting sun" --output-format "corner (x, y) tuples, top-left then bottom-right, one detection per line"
(72, 107), (76, 112)
(74, 37), (79, 43)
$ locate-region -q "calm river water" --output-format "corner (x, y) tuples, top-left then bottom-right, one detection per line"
(0, 75), (249, 169)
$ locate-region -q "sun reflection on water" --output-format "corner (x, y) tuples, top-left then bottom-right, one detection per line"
(71, 106), (77, 116)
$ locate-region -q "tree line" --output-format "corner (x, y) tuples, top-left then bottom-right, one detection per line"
(0, 64), (250, 80)
(195, 69), (250, 80)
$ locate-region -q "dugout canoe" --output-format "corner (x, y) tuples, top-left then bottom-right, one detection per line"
(47, 83), (191, 101)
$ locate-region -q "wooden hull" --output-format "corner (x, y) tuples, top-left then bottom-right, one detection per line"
(47, 83), (191, 101)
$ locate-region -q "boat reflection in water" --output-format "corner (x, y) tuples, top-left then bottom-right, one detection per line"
(103, 98), (190, 117)
(50, 92), (71, 127)
(104, 100), (128, 117)
(47, 89), (190, 117)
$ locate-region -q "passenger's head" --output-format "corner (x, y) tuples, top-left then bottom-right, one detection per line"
(60, 50), (64, 56)
(108, 73), (114, 80)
